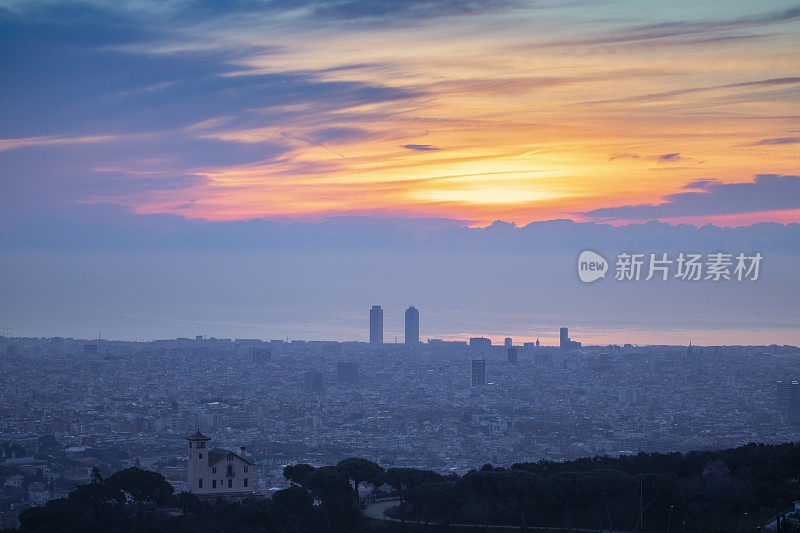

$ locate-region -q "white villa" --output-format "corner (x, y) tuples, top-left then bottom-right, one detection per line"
(186, 431), (253, 496)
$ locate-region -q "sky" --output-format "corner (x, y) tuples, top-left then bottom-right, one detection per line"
(0, 0), (798, 343)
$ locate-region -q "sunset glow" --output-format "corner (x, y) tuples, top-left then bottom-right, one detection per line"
(1, 0), (798, 227)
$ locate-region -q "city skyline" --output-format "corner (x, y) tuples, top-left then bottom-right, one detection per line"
(0, 1), (798, 530)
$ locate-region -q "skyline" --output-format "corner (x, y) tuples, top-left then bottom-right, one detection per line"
(1, 0), (799, 227)
(1, 0), (798, 347)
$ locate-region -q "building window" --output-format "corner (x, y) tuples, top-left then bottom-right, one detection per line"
(188, 442), (192, 448)
(212, 467), (216, 474)
(212, 480), (216, 489)
(198, 441), (205, 449)
(244, 466), (248, 473)
(198, 479), (203, 488)
(243, 478), (248, 488)
(228, 479), (232, 489)
(198, 453), (202, 459)
(227, 465), (234, 476)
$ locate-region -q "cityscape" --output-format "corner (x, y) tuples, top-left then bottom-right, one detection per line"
(1, 0), (799, 530)
(0, 307), (798, 527)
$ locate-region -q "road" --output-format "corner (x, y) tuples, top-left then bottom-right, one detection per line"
(361, 499), (631, 532)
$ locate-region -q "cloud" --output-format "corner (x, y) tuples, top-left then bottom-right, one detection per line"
(748, 137), (800, 146)
(402, 144), (441, 152)
(537, 4), (800, 50)
(584, 175), (800, 221)
(609, 152), (686, 162)
(582, 76), (800, 106)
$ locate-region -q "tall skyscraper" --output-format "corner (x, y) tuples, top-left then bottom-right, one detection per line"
(369, 305), (383, 344)
(304, 370), (324, 393)
(471, 359), (487, 387)
(337, 362), (360, 385)
(469, 337), (491, 352)
(507, 347), (518, 365)
(560, 327), (569, 349)
(404, 306), (419, 345)
(250, 346), (271, 363)
(777, 380), (800, 423)
(504, 337), (512, 348)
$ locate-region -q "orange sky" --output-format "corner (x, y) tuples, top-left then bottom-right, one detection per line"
(2, 0), (799, 227)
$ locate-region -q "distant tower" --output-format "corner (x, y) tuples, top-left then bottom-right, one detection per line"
(559, 327), (569, 349)
(186, 431), (211, 493)
(405, 306), (420, 345)
(507, 347), (518, 365)
(250, 346), (271, 363)
(370, 305), (383, 344)
(337, 362), (360, 385)
(504, 337), (512, 348)
(471, 359), (487, 387)
(304, 370), (324, 393)
(535, 339), (540, 347)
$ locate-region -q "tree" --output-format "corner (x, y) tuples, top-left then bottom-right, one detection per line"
(273, 484), (314, 532)
(105, 467), (174, 506)
(284, 463), (316, 486)
(406, 480), (460, 531)
(548, 471), (580, 532)
(302, 466), (356, 531)
(175, 492), (203, 516)
(383, 467), (443, 524)
(577, 469), (635, 533)
(90, 467), (103, 484)
(336, 457), (384, 507)
(459, 470), (499, 531)
(496, 469), (543, 532)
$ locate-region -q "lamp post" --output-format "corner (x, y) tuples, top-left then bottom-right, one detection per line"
(668, 505), (675, 533)
(738, 512), (749, 533)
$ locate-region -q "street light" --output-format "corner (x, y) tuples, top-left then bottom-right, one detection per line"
(738, 512), (749, 533)
(668, 505), (676, 533)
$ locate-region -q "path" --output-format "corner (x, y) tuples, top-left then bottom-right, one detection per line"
(362, 500), (632, 532)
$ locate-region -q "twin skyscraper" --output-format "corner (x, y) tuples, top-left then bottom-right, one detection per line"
(369, 305), (419, 345)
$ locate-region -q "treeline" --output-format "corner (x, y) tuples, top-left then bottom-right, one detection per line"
(9, 442), (800, 532)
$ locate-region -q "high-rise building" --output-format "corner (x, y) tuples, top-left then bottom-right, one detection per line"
(369, 305), (383, 344)
(404, 306), (420, 345)
(507, 347), (518, 365)
(471, 359), (487, 387)
(250, 347), (271, 363)
(469, 337), (491, 352)
(504, 337), (512, 348)
(777, 380), (800, 423)
(619, 387), (637, 404)
(304, 370), (324, 393)
(560, 327), (569, 349)
(337, 361), (359, 385)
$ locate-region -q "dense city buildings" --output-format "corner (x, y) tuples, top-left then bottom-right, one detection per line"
(369, 306), (383, 345)
(0, 331), (798, 528)
(404, 306), (419, 345)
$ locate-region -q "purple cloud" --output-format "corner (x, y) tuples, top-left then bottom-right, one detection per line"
(584, 174), (800, 221)
(749, 137), (800, 146)
(401, 144), (440, 152)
